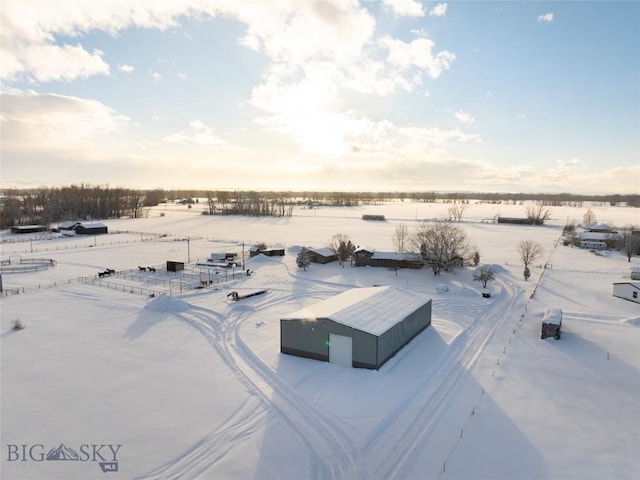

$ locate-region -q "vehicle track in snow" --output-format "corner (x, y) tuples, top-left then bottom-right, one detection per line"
(144, 263), (524, 479)
(365, 278), (523, 479)
(142, 286), (366, 480)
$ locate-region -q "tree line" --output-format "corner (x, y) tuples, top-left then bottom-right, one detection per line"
(2, 184), (638, 229)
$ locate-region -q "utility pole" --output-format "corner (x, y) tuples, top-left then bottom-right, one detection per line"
(187, 237), (191, 263)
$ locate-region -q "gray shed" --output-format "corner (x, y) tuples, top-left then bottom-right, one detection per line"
(281, 286), (432, 370)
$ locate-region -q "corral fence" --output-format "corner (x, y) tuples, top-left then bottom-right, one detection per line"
(0, 256), (57, 273)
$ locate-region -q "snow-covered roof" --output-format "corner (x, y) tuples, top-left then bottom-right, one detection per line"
(542, 308), (563, 325)
(58, 221), (80, 229)
(370, 251), (422, 261)
(80, 223), (107, 228)
(309, 247), (336, 257)
(585, 223), (610, 231)
(282, 286), (431, 336)
(579, 232), (621, 241)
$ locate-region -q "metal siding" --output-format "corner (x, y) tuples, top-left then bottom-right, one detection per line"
(281, 318), (377, 367)
(281, 299), (431, 369)
(377, 300), (432, 368)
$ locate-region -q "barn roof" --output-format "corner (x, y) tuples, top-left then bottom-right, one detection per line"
(282, 286), (431, 336)
(80, 223), (107, 228)
(370, 251), (422, 261)
(308, 247), (336, 257)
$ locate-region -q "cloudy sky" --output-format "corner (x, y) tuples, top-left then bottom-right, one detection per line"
(1, 0), (638, 194)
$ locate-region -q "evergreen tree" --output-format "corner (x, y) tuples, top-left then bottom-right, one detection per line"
(296, 247), (311, 271)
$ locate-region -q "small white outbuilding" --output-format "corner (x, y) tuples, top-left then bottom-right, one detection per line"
(612, 282), (640, 304)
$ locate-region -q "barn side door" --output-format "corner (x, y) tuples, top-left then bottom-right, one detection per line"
(328, 334), (352, 367)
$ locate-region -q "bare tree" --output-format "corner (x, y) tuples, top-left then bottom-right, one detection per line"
(328, 233), (352, 265)
(518, 240), (543, 267)
(583, 208), (596, 226)
(410, 219), (472, 275)
(392, 223), (409, 252)
(518, 240), (543, 281)
(473, 265), (496, 288)
(525, 203), (551, 225)
(620, 226), (640, 263)
(448, 204), (467, 222)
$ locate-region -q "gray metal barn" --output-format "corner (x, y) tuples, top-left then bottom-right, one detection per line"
(280, 286), (432, 370)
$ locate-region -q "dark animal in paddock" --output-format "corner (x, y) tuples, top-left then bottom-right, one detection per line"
(148, 267), (156, 273)
(138, 266), (147, 272)
(107, 269), (115, 275)
(98, 269), (114, 278)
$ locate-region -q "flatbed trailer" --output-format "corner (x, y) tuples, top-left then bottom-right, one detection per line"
(227, 290), (267, 301)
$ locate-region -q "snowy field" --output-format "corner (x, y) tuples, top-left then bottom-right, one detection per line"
(1, 201), (639, 480)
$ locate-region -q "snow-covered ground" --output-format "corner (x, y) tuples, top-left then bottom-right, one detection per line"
(1, 201), (639, 480)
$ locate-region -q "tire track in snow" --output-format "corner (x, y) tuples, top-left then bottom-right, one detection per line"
(139, 398), (265, 480)
(364, 278), (523, 479)
(149, 288), (365, 480)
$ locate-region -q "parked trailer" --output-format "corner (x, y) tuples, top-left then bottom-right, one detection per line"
(227, 290), (267, 301)
(541, 308), (562, 340)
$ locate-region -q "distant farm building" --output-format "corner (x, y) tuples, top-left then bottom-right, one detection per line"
(578, 231), (621, 249)
(74, 223), (108, 235)
(281, 286), (432, 370)
(10, 225), (47, 234)
(166, 261), (185, 272)
(612, 282), (640, 304)
(584, 223), (613, 233)
(497, 216), (543, 225)
(249, 246), (285, 257)
(57, 221), (82, 231)
(630, 267), (640, 281)
(306, 247), (338, 264)
(579, 240), (607, 250)
(362, 214), (386, 221)
(353, 248), (423, 269)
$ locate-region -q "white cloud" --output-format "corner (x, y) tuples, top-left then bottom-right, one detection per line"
(380, 36), (455, 79)
(383, 0), (425, 17)
(537, 13), (554, 22)
(454, 110), (475, 124)
(150, 71), (162, 82)
(429, 3), (448, 17)
(118, 64), (134, 73)
(163, 120), (223, 146)
(2, 42), (110, 82)
(177, 72), (188, 80)
(0, 0), (195, 82)
(0, 88), (129, 153)
(545, 158), (583, 181)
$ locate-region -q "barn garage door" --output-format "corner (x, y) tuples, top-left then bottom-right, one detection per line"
(329, 334), (352, 367)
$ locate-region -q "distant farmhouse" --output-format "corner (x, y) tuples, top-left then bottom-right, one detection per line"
(55, 221), (108, 235)
(353, 248), (424, 269)
(578, 224), (621, 249)
(249, 245), (285, 257)
(362, 214), (386, 221)
(75, 223), (108, 235)
(306, 247), (338, 264)
(10, 225), (47, 234)
(497, 216), (543, 225)
(280, 286), (432, 369)
(630, 267), (640, 281)
(612, 282), (640, 304)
